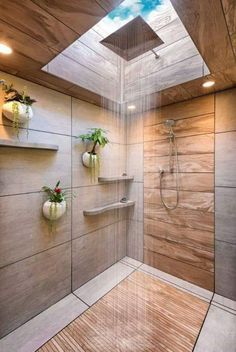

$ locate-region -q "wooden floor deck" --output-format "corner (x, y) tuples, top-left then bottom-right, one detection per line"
(38, 271), (209, 352)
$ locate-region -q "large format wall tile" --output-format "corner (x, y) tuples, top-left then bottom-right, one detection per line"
(72, 183), (125, 239)
(144, 134), (214, 157)
(127, 220), (144, 262)
(127, 182), (144, 222)
(0, 192), (71, 268)
(216, 187), (236, 244)
(126, 143), (143, 182)
(144, 249), (214, 290)
(144, 113), (214, 142)
(216, 88), (236, 133)
(0, 126), (71, 196)
(0, 243), (71, 338)
(0, 71), (71, 135)
(215, 241), (236, 300)
(72, 98), (125, 144)
(215, 131), (236, 187)
(126, 113), (144, 144)
(143, 94), (214, 126)
(72, 221), (126, 290)
(72, 140), (126, 187)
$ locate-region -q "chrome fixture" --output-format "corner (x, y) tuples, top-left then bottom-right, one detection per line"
(151, 49), (160, 59)
(159, 119), (179, 210)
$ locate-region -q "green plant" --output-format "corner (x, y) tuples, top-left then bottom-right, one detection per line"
(42, 180), (67, 203)
(77, 128), (109, 181)
(78, 128), (109, 154)
(1, 82), (36, 137)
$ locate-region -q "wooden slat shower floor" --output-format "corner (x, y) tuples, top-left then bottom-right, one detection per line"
(38, 271), (209, 352)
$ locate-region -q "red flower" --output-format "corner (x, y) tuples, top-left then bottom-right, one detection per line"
(54, 188), (61, 193)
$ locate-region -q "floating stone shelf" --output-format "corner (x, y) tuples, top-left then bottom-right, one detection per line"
(83, 200), (135, 216)
(98, 176), (134, 182)
(0, 139), (59, 151)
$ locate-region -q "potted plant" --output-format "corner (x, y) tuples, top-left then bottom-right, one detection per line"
(42, 181), (69, 221)
(77, 128), (109, 180)
(1, 81), (36, 137)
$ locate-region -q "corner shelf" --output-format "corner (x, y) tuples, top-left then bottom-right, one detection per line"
(0, 139), (59, 151)
(83, 200), (135, 216)
(98, 175), (134, 183)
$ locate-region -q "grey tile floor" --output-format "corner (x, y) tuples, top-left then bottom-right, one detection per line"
(0, 257), (235, 352)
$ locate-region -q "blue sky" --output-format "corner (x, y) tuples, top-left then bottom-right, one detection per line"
(108, 0), (163, 21)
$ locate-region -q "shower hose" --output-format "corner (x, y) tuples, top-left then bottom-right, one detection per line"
(159, 129), (179, 210)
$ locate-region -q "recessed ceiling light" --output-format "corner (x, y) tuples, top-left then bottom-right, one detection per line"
(202, 80), (215, 88)
(127, 105), (136, 110)
(0, 43), (12, 54)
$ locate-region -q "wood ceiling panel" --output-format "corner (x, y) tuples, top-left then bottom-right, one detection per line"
(171, 0), (236, 72)
(221, 0), (236, 35)
(96, 0), (124, 12)
(32, 0), (108, 35)
(0, 0), (78, 52)
(0, 20), (56, 65)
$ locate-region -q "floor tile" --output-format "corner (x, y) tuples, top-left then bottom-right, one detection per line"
(213, 294), (236, 314)
(120, 256), (143, 268)
(194, 305), (236, 352)
(73, 262), (134, 306)
(0, 294), (87, 352)
(139, 264), (213, 301)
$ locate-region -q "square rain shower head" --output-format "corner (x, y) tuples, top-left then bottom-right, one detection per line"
(100, 15), (163, 61)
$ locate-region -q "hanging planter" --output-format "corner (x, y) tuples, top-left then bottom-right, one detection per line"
(82, 151), (99, 168)
(1, 82), (36, 137)
(43, 200), (66, 221)
(77, 128), (109, 182)
(42, 181), (71, 222)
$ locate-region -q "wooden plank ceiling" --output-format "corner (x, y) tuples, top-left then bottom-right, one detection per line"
(0, 0), (235, 111)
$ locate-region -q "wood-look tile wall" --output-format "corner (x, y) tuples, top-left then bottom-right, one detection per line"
(0, 71), (127, 338)
(215, 88), (236, 300)
(143, 95), (215, 290)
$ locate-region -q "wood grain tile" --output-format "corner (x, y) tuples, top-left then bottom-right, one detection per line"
(0, 71), (72, 135)
(144, 234), (214, 271)
(144, 203), (214, 232)
(39, 271), (209, 352)
(144, 153), (214, 173)
(144, 114), (214, 142)
(0, 243), (71, 338)
(72, 184), (125, 239)
(143, 95), (214, 126)
(0, 126), (71, 196)
(144, 218), (214, 252)
(72, 221), (126, 290)
(144, 172), (214, 192)
(171, 0), (235, 72)
(0, 192), (71, 268)
(144, 189), (214, 212)
(144, 250), (214, 290)
(144, 134), (214, 157)
(0, 0), (78, 51)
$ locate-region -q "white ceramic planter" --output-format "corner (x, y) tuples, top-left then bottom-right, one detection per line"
(2, 101), (33, 124)
(82, 152), (98, 168)
(43, 200), (66, 221)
